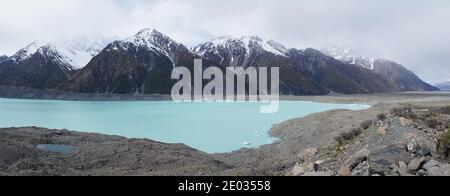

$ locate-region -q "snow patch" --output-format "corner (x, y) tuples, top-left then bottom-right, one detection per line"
(322, 47), (377, 70)
(120, 28), (184, 68)
(10, 35), (114, 69)
(192, 36), (288, 67)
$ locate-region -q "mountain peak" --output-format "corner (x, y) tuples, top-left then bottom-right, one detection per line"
(9, 35), (113, 69)
(12, 41), (46, 62)
(117, 28), (188, 68)
(322, 47), (376, 70)
(0, 55), (9, 63)
(133, 28), (165, 41)
(193, 35), (288, 57)
(124, 28), (181, 50)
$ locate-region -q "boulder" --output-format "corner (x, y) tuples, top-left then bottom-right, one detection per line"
(408, 157), (426, 172)
(423, 159), (441, 171)
(390, 164), (400, 176)
(338, 166), (351, 176)
(291, 164), (305, 176)
(399, 117), (414, 127)
(368, 144), (413, 175)
(298, 148), (318, 161)
(290, 162), (315, 176)
(426, 166), (442, 176)
(417, 169), (427, 176)
(399, 161), (410, 176)
(338, 150), (368, 176)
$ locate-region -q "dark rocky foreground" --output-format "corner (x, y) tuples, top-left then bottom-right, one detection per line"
(0, 127), (232, 176)
(1, 95), (450, 176)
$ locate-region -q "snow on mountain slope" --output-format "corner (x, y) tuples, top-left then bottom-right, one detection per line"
(192, 36), (288, 68)
(9, 35), (114, 70)
(11, 41), (46, 63)
(322, 47), (438, 91)
(116, 28), (187, 67)
(51, 35), (115, 69)
(193, 36), (288, 58)
(322, 47), (376, 70)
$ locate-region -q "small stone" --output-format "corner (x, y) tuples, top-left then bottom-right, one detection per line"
(406, 141), (418, 153)
(408, 157), (426, 172)
(399, 117), (414, 127)
(399, 161), (410, 176)
(314, 160), (325, 171)
(338, 166), (351, 176)
(291, 163), (305, 176)
(416, 147), (432, 157)
(390, 164), (399, 175)
(291, 162), (316, 176)
(377, 126), (387, 135)
(417, 169), (427, 176)
(351, 161), (370, 176)
(298, 148), (318, 161)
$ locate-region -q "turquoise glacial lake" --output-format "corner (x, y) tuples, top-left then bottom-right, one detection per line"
(0, 98), (368, 153)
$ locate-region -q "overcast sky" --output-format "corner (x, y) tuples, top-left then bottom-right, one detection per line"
(1, 0), (449, 83)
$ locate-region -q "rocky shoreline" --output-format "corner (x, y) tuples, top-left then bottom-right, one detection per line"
(0, 86), (171, 101)
(1, 93), (450, 176)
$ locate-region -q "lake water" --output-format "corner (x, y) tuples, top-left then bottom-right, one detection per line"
(0, 98), (369, 153)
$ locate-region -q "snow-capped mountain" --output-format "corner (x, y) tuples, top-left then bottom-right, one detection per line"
(321, 47), (376, 70)
(114, 28), (188, 68)
(1, 28), (438, 94)
(9, 35), (114, 70)
(193, 36), (287, 56)
(10, 41), (45, 63)
(62, 29), (198, 94)
(322, 47), (438, 91)
(50, 35), (116, 69)
(192, 36), (288, 67)
(0, 35), (115, 89)
(0, 55), (8, 63)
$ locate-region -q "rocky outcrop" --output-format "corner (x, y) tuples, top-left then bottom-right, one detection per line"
(285, 104), (450, 176)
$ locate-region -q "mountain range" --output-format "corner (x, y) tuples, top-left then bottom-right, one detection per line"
(322, 47), (438, 92)
(0, 36), (113, 89)
(434, 81), (450, 91)
(0, 29), (439, 95)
